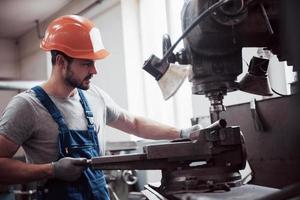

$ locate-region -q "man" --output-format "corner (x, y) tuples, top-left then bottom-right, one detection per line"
(0, 15), (198, 199)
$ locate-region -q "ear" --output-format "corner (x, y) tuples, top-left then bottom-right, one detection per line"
(56, 54), (68, 69)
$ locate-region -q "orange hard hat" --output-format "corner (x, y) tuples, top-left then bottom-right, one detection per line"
(40, 15), (109, 60)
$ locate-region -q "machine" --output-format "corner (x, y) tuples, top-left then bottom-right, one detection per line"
(89, 0), (300, 199)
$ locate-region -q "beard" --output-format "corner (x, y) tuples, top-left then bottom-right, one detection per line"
(65, 64), (92, 90)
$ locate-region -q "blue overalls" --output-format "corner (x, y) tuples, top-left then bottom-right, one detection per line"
(32, 86), (110, 200)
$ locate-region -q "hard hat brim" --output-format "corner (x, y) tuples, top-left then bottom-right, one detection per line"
(41, 41), (110, 60)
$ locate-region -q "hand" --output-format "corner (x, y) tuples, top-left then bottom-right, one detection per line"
(180, 124), (202, 140)
(52, 157), (87, 181)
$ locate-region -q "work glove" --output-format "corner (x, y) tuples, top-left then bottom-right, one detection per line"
(52, 157), (87, 181)
(180, 124), (202, 140)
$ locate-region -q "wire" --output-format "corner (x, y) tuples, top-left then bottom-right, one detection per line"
(271, 88), (292, 97)
(242, 58), (249, 67)
(160, 0), (232, 64)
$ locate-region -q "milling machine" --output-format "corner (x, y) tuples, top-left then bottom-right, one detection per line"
(89, 0), (300, 199)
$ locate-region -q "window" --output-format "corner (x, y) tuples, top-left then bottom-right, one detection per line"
(122, 0), (192, 137)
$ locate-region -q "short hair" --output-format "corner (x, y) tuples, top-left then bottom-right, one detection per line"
(51, 50), (73, 65)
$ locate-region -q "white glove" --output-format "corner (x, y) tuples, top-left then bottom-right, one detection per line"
(180, 124), (202, 140)
(52, 157), (87, 181)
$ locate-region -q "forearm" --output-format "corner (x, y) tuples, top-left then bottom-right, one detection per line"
(132, 116), (180, 140)
(110, 112), (181, 140)
(0, 158), (53, 184)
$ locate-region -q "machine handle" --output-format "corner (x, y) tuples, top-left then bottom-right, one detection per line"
(122, 170), (138, 185)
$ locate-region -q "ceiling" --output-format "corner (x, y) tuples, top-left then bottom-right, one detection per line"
(0, 0), (72, 39)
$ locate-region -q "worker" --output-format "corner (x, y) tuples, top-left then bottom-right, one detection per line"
(0, 15), (199, 200)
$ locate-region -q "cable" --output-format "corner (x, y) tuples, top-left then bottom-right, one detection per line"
(160, 0), (232, 64)
(242, 58), (249, 67)
(271, 88), (292, 97)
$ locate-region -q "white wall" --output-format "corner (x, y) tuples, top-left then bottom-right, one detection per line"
(120, 0), (146, 116)
(0, 39), (19, 78)
(18, 32), (48, 80)
(0, 39), (19, 112)
(125, 0), (194, 131)
(139, 0), (177, 127)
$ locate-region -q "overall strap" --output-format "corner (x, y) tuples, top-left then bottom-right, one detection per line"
(78, 89), (100, 154)
(31, 86), (68, 157)
(77, 89), (95, 133)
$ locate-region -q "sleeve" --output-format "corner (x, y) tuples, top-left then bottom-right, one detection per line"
(0, 95), (36, 145)
(101, 90), (123, 124)
(91, 85), (122, 124)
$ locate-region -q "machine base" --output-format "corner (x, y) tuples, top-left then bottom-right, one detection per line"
(142, 184), (278, 200)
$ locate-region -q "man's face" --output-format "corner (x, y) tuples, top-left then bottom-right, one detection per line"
(64, 58), (98, 90)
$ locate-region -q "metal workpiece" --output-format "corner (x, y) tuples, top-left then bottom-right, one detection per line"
(205, 118), (227, 130)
